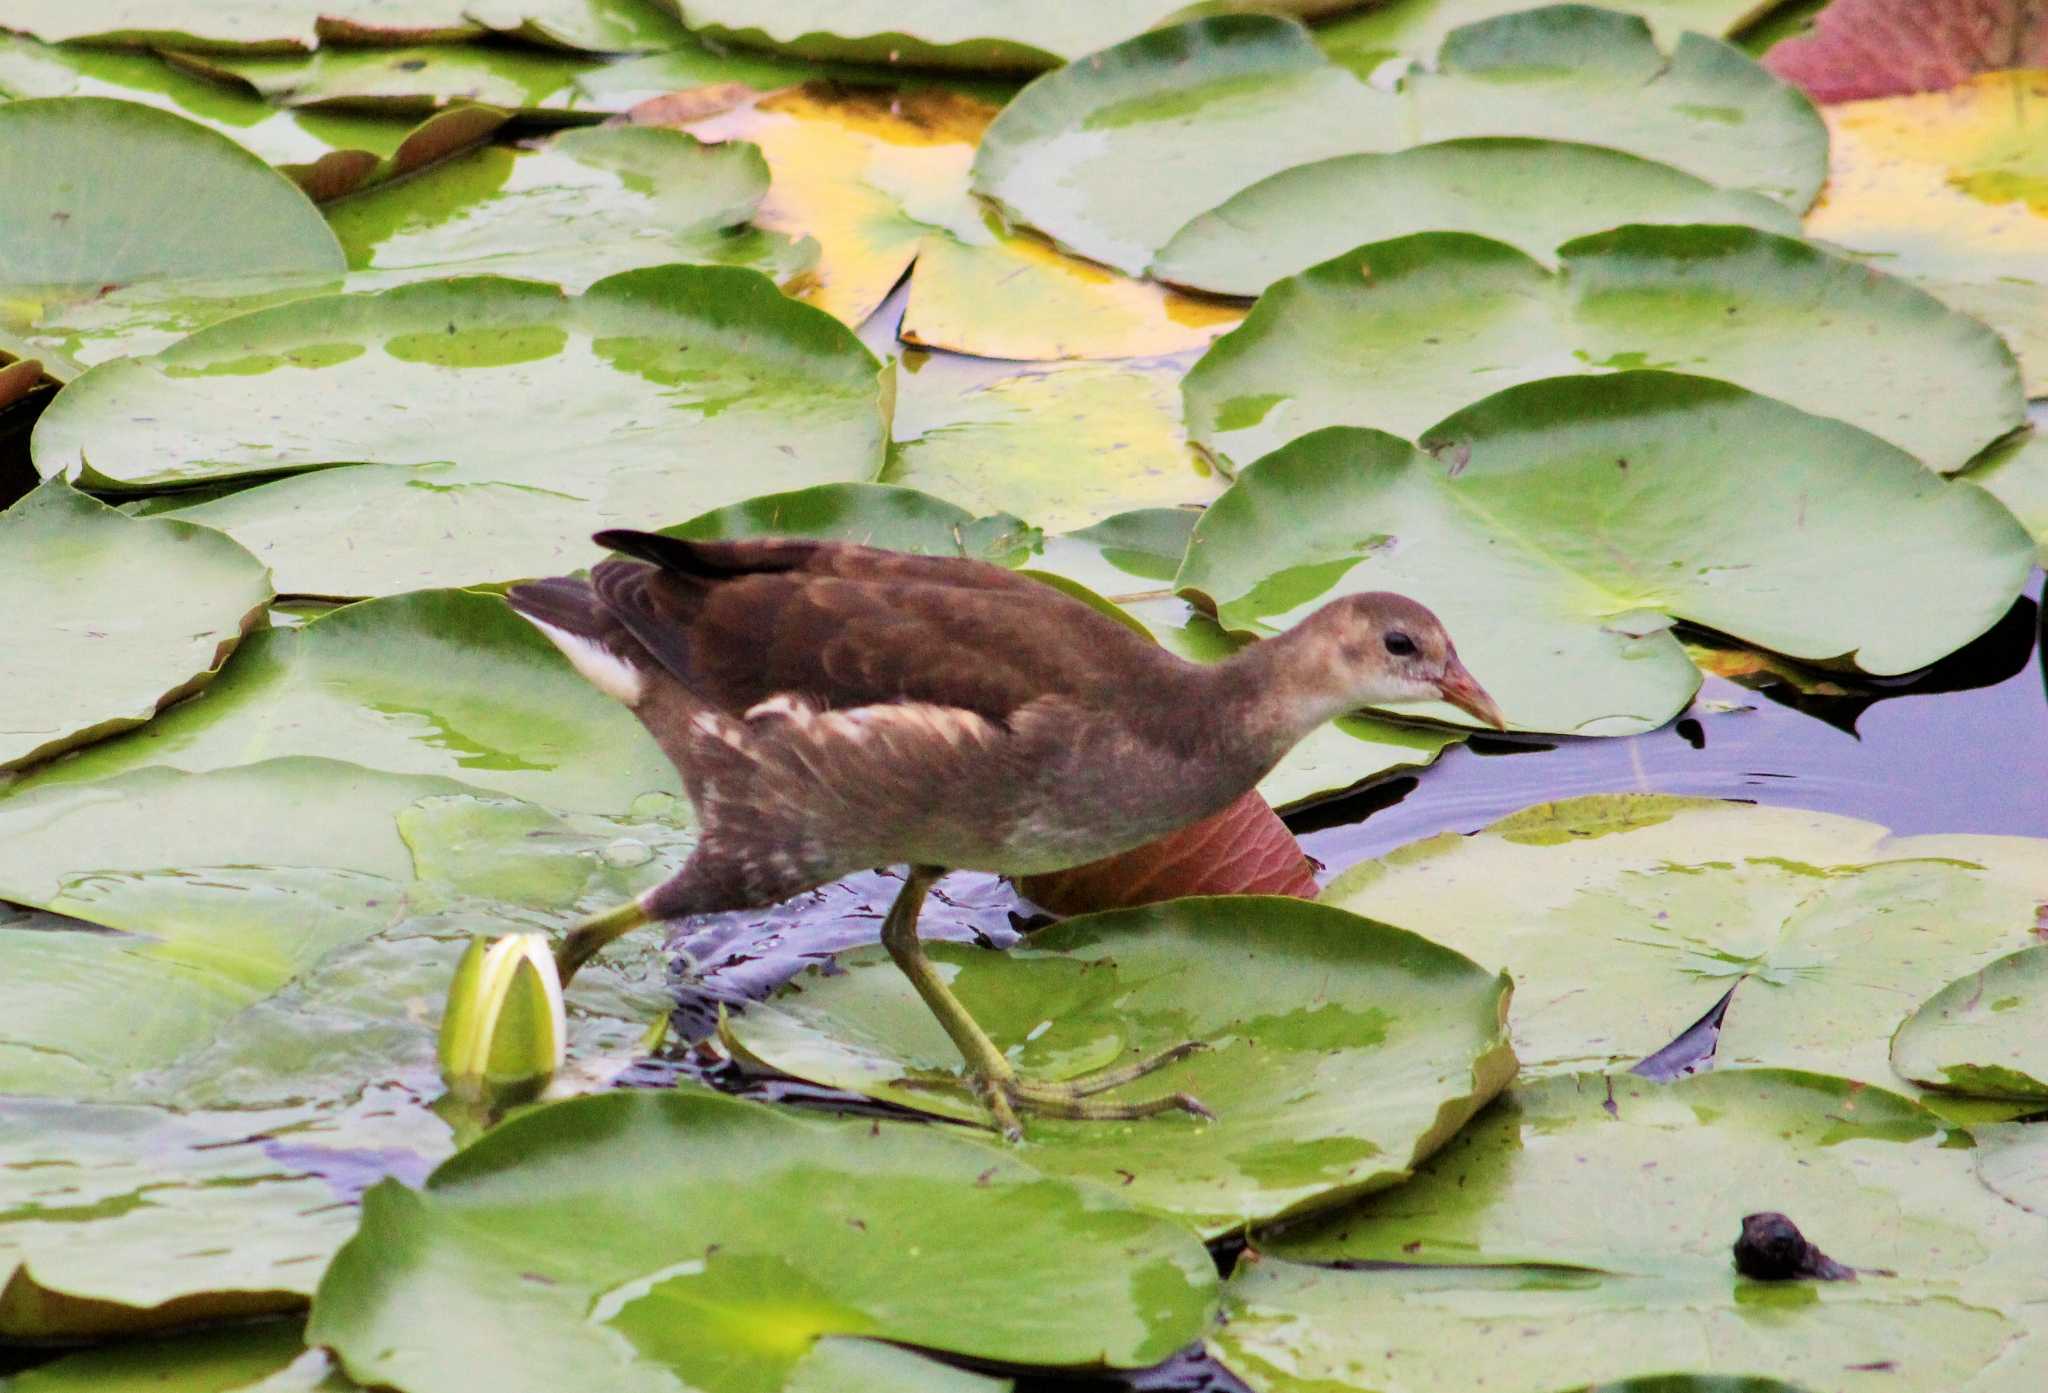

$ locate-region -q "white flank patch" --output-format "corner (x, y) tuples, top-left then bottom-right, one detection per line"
(744, 693), (812, 722)
(525, 618), (644, 705)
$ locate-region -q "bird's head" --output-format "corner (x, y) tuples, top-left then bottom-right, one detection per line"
(1293, 592), (1506, 730)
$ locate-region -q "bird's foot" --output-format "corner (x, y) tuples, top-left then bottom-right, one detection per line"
(907, 1041), (1214, 1141)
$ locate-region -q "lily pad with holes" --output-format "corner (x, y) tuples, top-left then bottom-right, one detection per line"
(1182, 225), (2020, 475)
(1176, 375), (2033, 736)
(1150, 138), (1801, 297)
(972, 10), (1825, 275)
(1892, 945), (2048, 1101)
(722, 896), (1517, 1235)
(11, 589), (680, 814)
(0, 479), (272, 770)
(1321, 795), (2048, 1095)
(1214, 1069), (2048, 1393)
(324, 125), (815, 291)
(307, 1089), (1218, 1391)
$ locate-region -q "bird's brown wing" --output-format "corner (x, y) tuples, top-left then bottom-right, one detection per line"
(590, 552), (1166, 725)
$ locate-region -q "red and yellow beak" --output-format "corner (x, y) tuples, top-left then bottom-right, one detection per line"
(1436, 657), (1507, 731)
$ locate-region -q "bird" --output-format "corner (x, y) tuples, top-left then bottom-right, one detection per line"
(506, 529), (1504, 1138)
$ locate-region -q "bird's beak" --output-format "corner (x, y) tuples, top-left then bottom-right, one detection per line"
(1436, 658), (1507, 731)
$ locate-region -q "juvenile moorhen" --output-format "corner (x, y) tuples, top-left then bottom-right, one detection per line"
(507, 531), (1503, 1137)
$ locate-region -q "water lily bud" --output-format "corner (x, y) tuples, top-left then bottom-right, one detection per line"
(438, 933), (566, 1107)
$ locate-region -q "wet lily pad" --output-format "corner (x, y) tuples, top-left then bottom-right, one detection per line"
(1182, 225), (2020, 474)
(1805, 71), (2048, 391)
(324, 125), (815, 290)
(1892, 945), (2048, 1101)
(1216, 1070), (2048, 1392)
(973, 10), (1824, 275)
(884, 360), (1224, 531)
(12, 589), (680, 814)
(1151, 138), (1801, 297)
(670, 0), (1360, 71)
(0, 480), (272, 770)
(723, 896), (1517, 1234)
(307, 1089), (1218, 1389)
(1322, 794), (2048, 1092)
(1176, 375), (2033, 735)
(37, 268), (887, 591)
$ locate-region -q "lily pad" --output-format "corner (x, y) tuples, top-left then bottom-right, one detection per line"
(1, 0), (683, 53)
(1805, 71), (2048, 392)
(1962, 428), (2048, 565)
(1762, 0), (2048, 103)
(35, 268), (888, 592)
(1182, 225), (2020, 475)
(1318, 0), (1774, 68)
(884, 359), (1225, 531)
(972, 10), (1825, 276)
(1150, 138), (1801, 297)
(165, 42), (605, 116)
(722, 896), (1517, 1234)
(1892, 945), (2048, 1101)
(0, 96), (343, 288)
(307, 1089), (1218, 1389)
(324, 125), (814, 290)
(1176, 375), (2033, 736)
(675, 84), (994, 327)
(669, 0), (1362, 71)
(1322, 794), (2048, 1091)
(1216, 1070), (2048, 1392)
(0, 479), (272, 770)
(11, 589), (681, 814)
(901, 228), (1244, 360)
(0, 1320), (347, 1391)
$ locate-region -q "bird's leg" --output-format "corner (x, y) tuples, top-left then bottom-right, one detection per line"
(554, 897), (652, 985)
(878, 867), (1211, 1139)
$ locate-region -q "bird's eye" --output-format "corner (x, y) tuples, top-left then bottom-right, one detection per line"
(1383, 631), (1417, 657)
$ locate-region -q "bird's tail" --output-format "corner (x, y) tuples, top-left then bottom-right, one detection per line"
(505, 576), (650, 708)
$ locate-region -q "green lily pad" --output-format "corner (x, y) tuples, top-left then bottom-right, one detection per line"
(1961, 427), (2048, 565)
(0, 781), (692, 1337)
(1318, 0), (1771, 69)
(0, 1320), (349, 1391)
(307, 1089), (1218, 1389)
(883, 359), (1225, 532)
(1322, 795), (2048, 1093)
(1216, 1255), (2032, 1393)
(324, 125), (815, 290)
(1215, 1070), (2048, 1392)
(1974, 1122), (2048, 1216)
(1176, 375), (2033, 736)
(1150, 138), (1801, 297)
(0, 96), (343, 288)
(722, 896), (1516, 1235)
(0, 0), (684, 52)
(664, 479), (1042, 564)
(1892, 945), (2048, 1101)
(0, 479), (271, 770)
(1183, 225), (2020, 475)
(972, 10), (1824, 275)
(166, 42), (605, 115)
(670, 0), (1359, 71)
(11, 589), (681, 814)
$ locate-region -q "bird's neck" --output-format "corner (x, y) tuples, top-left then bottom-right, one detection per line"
(1201, 619), (1363, 767)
